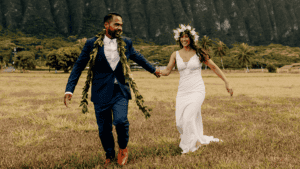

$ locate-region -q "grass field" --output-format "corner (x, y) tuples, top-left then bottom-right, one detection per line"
(0, 70), (300, 168)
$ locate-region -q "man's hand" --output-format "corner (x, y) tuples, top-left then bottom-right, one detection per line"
(64, 94), (72, 107)
(154, 69), (161, 78)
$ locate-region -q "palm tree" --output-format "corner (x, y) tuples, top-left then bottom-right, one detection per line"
(212, 41), (229, 70)
(199, 35), (213, 70)
(233, 43), (255, 72)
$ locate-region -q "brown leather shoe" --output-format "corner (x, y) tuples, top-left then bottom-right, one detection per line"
(117, 148), (128, 165)
(104, 158), (112, 168)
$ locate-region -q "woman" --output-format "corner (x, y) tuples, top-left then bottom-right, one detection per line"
(160, 24), (233, 154)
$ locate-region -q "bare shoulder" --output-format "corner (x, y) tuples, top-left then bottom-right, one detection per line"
(168, 51), (177, 67)
(166, 51), (175, 60)
(171, 51), (177, 58)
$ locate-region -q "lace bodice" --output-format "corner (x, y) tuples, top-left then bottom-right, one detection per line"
(175, 51), (202, 77)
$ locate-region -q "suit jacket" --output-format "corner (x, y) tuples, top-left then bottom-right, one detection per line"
(65, 36), (156, 105)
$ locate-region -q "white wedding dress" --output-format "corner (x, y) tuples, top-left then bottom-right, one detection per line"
(175, 51), (222, 154)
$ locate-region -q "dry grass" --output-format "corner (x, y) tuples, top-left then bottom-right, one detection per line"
(0, 70), (300, 168)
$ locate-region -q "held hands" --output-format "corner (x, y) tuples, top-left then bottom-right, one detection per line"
(64, 94), (72, 107)
(225, 82), (233, 96)
(154, 69), (162, 78)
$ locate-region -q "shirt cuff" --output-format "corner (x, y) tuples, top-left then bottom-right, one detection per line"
(65, 92), (73, 95)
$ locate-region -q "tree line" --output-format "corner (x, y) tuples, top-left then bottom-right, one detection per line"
(1, 28), (300, 73)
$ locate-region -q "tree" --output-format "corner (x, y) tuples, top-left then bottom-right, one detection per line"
(199, 35), (213, 70)
(212, 41), (229, 70)
(13, 51), (36, 72)
(36, 56), (46, 67)
(0, 39), (17, 66)
(0, 61), (6, 70)
(232, 43), (255, 72)
(74, 38), (87, 51)
(41, 37), (74, 50)
(46, 46), (81, 73)
(266, 64), (277, 73)
(11, 36), (41, 47)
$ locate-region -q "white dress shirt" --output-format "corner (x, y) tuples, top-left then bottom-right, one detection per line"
(65, 35), (120, 95)
(103, 35), (120, 78)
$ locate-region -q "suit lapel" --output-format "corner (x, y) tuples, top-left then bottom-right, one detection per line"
(98, 45), (114, 72)
(98, 44), (124, 72)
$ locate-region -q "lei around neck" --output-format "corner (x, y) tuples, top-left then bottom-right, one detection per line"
(80, 29), (152, 119)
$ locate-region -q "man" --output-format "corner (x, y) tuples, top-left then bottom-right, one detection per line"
(64, 13), (161, 168)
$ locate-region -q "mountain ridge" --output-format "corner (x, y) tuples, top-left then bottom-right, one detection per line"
(1, 0), (300, 48)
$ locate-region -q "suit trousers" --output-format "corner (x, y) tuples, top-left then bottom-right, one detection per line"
(94, 84), (130, 160)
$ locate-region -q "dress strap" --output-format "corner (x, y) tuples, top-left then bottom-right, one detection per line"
(176, 51), (181, 60)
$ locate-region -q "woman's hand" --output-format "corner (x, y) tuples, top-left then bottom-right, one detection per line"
(160, 69), (170, 76)
(225, 82), (233, 96)
(154, 69), (161, 78)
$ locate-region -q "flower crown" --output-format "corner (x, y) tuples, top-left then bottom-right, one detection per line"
(173, 24), (200, 42)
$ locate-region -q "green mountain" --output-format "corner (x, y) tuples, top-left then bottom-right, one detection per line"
(1, 0), (300, 47)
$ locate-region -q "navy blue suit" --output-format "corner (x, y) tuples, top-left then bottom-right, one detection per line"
(65, 36), (156, 159)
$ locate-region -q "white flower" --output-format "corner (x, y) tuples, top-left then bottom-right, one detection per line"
(174, 35), (179, 40)
(174, 30), (179, 36)
(176, 28), (181, 33)
(180, 24), (186, 30)
(191, 30), (196, 36)
(194, 35), (199, 42)
(186, 25), (191, 31)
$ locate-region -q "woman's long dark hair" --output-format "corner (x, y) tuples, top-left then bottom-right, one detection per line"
(177, 30), (210, 63)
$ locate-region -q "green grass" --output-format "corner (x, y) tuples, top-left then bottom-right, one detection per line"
(0, 71), (300, 168)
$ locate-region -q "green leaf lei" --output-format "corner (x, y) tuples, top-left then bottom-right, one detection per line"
(80, 29), (152, 119)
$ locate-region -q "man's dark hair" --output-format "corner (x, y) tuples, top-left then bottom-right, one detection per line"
(104, 13), (122, 24)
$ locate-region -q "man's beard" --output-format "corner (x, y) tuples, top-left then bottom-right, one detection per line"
(108, 28), (122, 38)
